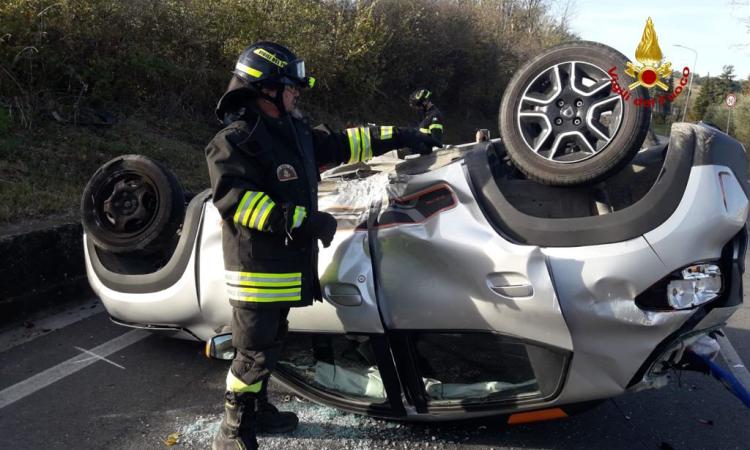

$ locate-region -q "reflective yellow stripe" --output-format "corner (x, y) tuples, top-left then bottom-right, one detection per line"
(237, 191), (276, 230)
(239, 296), (301, 302)
(429, 123), (443, 131)
(225, 271), (302, 287)
(227, 287), (302, 303)
(257, 200), (275, 231)
(249, 195), (271, 229)
(292, 206), (306, 229)
(241, 192), (264, 226)
(227, 271), (302, 279)
(235, 191), (263, 226)
(231, 280), (300, 287)
(253, 48), (287, 68)
(234, 296), (302, 303)
(419, 128), (430, 134)
(361, 126), (372, 161)
(346, 128), (361, 164)
(226, 371), (263, 393)
(235, 62), (263, 78)
(233, 191), (252, 223)
(346, 127), (371, 162)
(232, 287), (301, 294)
(380, 126), (393, 140)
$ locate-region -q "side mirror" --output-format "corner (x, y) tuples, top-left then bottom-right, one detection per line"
(205, 333), (236, 360)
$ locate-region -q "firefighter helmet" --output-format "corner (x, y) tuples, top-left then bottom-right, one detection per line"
(233, 41), (315, 89)
(408, 88), (432, 108)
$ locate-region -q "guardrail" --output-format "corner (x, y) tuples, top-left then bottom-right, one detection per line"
(0, 223), (92, 324)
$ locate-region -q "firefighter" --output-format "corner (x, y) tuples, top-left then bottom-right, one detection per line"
(206, 41), (439, 450)
(409, 88), (444, 146)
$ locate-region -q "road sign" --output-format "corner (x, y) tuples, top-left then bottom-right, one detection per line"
(725, 93), (737, 135)
(726, 93), (737, 108)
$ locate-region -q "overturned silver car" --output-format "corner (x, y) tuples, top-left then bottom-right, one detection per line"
(83, 119), (750, 422)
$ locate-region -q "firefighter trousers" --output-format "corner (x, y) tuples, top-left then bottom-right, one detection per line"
(229, 307), (290, 390)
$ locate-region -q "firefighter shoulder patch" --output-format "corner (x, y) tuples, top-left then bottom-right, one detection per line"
(276, 164), (298, 182)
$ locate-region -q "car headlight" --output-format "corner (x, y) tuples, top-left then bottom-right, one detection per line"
(636, 262), (723, 311)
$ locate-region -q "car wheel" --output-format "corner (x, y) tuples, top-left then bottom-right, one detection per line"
(81, 155), (185, 253)
(499, 41), (651, 185)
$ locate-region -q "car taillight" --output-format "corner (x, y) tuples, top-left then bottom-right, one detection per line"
(666, 264), (722, 309)
(636, 262), (723, 311)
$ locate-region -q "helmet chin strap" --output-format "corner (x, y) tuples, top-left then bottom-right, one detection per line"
(258, 85), (288, 115)
(273, 88), (287, 115)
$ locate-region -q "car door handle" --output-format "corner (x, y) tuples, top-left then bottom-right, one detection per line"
(324, 283), (363, 306)
(487, 272), (534, 298)
(490, 284), (534, 298)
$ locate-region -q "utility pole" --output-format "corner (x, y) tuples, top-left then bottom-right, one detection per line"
(727, 108), (732, 135)
(673, 44), (698, 122)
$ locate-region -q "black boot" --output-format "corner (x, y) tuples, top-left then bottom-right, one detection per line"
(256, 382), (299, 433)
(212, 392), (258, 450)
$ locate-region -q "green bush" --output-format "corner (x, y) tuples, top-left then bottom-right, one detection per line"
(701, 97), (750, 172)
(0, 0), (576, 140)
(725, 95), (750, 151)
(0, 108), (11, 135)
(0, 0), (579, 224)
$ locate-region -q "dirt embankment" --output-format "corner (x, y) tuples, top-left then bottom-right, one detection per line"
(0, 111), (216, 325)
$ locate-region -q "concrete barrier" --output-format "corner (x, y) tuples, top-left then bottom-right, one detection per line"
(0, 222), (93, 324)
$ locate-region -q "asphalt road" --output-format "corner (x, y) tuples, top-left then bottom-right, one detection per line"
(1, 284), (750, 450)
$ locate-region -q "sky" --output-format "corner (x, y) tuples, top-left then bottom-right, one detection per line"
(569, 0), (750, 80)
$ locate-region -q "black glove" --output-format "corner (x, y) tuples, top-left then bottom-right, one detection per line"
(397, 128), (440, 155)
(295, 211), (337, 248)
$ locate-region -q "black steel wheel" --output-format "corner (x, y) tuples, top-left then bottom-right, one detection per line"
(81, 155), (185, 253)
(499, 41), (651, 185)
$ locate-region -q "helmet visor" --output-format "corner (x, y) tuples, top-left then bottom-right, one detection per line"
(283, 59), (305, 81)
(280, 59), (315, 88)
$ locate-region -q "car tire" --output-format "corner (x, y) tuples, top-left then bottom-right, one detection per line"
(81, 155), (185, 253)
(499, 41), (651, 186)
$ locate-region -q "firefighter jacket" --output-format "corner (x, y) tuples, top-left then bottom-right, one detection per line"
(205, 89), (411, 309)
(418, 104), (444, 146)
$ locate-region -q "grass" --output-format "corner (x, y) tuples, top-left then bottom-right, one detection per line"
(0, 113), (215, 224)
(0, 102), (498, 227)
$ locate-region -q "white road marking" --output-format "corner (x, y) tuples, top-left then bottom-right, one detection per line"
(73, 355), (99, 363)
(0, 329), (149, 410)
(0, 299), (105, 353)
(73, 346), (126, 370)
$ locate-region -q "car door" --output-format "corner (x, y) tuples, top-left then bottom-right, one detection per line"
(371, 161), (573, 412)
(279, 178), (405, 418)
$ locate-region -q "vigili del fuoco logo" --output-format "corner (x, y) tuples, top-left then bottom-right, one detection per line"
(609, 17), (690, 108)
